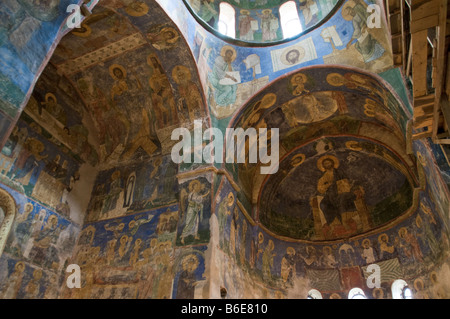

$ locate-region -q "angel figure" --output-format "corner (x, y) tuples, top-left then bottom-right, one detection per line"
(179, 180), (210, 244)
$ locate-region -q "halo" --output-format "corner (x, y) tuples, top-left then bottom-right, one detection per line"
(227, 192), (235, 206)
(378, 233), (388, 244)
(125, 2), (149, 17)
(109, 64), (127, 80)
(48, 215), (58, 225)
(346, 141), (363, 151)
(291, 154), (306, 167)
(287, 247), (295, 255)
(260, 93), (277, 109)
(188, 180), (201, 192)
(24, 203), (34, 213)
(220, 45), (237, 62)
(281, 46), (306, 66)
(258, 232), (264, 243)
(262, 9), (272, 15)
(414, 278), (424, 291)
(240, 9), (250, 15)
(362, 238), (370, 247)
(415, 215), (423, 228)
(45, 93), (57, 103)
(172, 65), (191, 84)
(398, 227), (408, 237)
(160, 27), (179, 44)
(326, 73), (345, 87)
(182, 254), (199, 269)
(15, 261), (25, 272)
(341, 0), (356, 21)
(317, 155), (340, 172)
(33, 269), (43, 279)
(290, 73), (308, 86)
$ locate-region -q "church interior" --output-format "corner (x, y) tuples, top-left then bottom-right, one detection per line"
(0, 0), (449, 299)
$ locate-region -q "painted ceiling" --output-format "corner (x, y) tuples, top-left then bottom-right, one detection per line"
(185, 0), (342, 43)
(224, 66), (418, 241)
(22, 1), (208, 168)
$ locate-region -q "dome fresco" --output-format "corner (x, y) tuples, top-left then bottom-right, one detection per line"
(0, 0), (449, 301)
(184, 0), (343, 44)
(259, 136), (415, 241)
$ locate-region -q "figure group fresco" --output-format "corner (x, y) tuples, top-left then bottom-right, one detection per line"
(0, 118), (82, 219)
(0, 0), (449, 301)
(0, 0), (83, 148)
(161, 0), (393, 123)
(212, 175), (450, 298)
(86, 155), (178, 222)
(259, 136), (414, 241)
(186, 0), (341, 42)
(61, 205), (208, 299)
(0, 184), (80, 299)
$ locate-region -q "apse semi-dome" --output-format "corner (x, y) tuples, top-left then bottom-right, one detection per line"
(184, 0), (343, 45)
(226, 65), (417, 242)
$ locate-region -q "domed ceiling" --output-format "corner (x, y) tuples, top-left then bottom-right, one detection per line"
(259, 136), (415, 241)
(22, 1), (207, 167)
(184, 0), (343, 44)
(226, 66), (418, 242)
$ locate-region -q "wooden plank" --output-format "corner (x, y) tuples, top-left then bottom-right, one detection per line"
(411, 29), (429, 97)
(410, 14), (439, 33)
(413, 129), (434, 140)
(414, 103), (434, 117)
(432, 0), (448, 141)
(410, 0), (440, 21)
(441, 94), (450, 132)
(413, 115), (434, 128)
(401, 0), (408, 72)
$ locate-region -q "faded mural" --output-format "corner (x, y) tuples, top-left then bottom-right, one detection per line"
(0, 0), (448, 300)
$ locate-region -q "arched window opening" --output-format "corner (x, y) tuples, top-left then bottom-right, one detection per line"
(307, 289), (323, 299)
(392, 279), (413, 299)
(279, 1), (303, 38)
(218, 2), (236, 38)
(0, 189), (17, 257)
(348, 288), (367, 299)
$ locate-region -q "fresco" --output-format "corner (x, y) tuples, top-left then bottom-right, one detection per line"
(43, 3), (208, 163)
(154, 0), (394, 127)
(0, 118), (82, 219)
(86, 155), (178, 223)
(259, 136), (415, 241)
(62, 205), (208, 299)
(211, 175), (449, 298)
(0, 184), (80, 298)
(0, 0), (81, 148)
(185, 0), (341, 43)
(176, 174), (213, 246)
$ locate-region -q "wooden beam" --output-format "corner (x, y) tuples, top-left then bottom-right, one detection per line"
(410, 0), (440, 21)
(410, 14), (439, 33)
(411, 29), (429, 97)
(401, 0), (407, 73)
(441, 94), (450, 132)
(432, 0), (448, 141)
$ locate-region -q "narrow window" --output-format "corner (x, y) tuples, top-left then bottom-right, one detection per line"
(279, 1), (303, 38)
(348, 288), (367, 299)
(392, 279), (413, 299)
(307, 289), (323, 299)
(218, 2), (236, 38)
